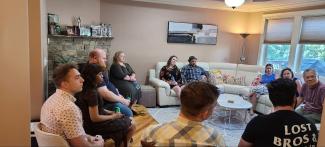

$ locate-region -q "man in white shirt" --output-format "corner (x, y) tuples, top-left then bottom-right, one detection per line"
(40, 64), (104, 147)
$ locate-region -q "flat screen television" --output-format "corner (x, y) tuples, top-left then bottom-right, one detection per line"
(167, 21), (218, 45)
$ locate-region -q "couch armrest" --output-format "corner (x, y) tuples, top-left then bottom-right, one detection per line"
(149, 69), (156, 79)
(149, 77), (171, 95)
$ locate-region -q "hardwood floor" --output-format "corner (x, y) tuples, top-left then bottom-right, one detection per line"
(104, 105), (158, 147)
(130, 112), (158, 146)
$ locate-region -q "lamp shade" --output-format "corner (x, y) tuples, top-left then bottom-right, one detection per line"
(225, 0), (245, 9)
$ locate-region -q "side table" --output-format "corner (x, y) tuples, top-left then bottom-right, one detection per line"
(217, 93), (252, 130)
(139, 85), (156, 107)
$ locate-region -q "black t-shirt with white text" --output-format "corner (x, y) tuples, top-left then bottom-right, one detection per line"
(242, 110), (318, 147)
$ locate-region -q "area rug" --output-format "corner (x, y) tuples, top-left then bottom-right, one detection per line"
(148, 106), (254, 147)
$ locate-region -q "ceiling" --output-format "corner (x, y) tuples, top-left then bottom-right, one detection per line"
(131, 0), (325, 12)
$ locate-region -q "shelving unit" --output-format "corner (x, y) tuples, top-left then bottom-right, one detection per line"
(48, 34), (114, 39)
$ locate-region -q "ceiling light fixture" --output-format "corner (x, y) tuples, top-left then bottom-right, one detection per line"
(225, 0), (245, 9)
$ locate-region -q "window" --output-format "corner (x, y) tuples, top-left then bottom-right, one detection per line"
(300, 44), (325, 76)
(260, 18), (293, 69)
(259, 10), (325, 77)
(299, 15), (325, 76)
(265, 44), (290, 69)
(264, 18), (293, 44)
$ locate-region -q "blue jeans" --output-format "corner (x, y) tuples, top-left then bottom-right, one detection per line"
(103, 102), (133, 117)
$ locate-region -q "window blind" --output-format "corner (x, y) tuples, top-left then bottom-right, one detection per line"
(264, 18), (293, 44)
(300, 15), (325, 44)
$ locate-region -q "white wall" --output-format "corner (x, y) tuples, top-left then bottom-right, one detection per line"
(100, 0), (262, 83)
(47, 0), (100, 26)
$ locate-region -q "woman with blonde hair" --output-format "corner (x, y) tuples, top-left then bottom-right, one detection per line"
(110, 51), (141, 105)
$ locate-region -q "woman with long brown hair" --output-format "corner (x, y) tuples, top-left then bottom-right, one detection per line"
(159, 55), (183, 98)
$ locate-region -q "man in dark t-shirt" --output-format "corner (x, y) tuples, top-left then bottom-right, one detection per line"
(239, 78), (318, 147)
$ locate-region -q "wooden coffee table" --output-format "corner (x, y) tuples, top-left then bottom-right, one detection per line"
(217, 93), (252, 129)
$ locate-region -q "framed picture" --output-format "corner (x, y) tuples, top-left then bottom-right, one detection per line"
(66, 26), (75, 36)
(167, 21), (218, 45)
(80, 26), (91, 36)
(91, 25), (101, 37)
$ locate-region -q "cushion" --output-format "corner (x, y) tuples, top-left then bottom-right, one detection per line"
(223, 74), (246, 86)
(208, 69), (224, 85)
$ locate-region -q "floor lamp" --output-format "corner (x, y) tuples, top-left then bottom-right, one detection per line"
(235, 33), (250, 77)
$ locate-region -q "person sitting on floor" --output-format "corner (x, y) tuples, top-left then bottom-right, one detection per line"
(159, 55), (183, 98)
(40, 64), (104, 147)
(239, 78), (318, 147)
(76, 63), (135, 147)
(181, 56), (208, 84)
(141, 81), (225, 147)
(296, 68), (325, 124)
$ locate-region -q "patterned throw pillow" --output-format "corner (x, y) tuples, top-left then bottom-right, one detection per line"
(208, 70), (224, 85)
(223, 75), (246, 86)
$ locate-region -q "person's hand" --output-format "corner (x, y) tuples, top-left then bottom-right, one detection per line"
(201, 75), (207, 81)
(130, 76), (136, 81)
(104, 109), (114, 115)
(111, 113), (123, 119)
(171, 81), (178, 86)
(124, 75), (131, 81)
(88, 135), (104, 147)
(121, 98), (130, 106)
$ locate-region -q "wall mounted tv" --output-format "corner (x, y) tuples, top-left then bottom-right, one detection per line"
(167, 21), (218, 45)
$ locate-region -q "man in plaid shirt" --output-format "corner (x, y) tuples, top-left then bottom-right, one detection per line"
(181, 56), (208, 84)
(141, 82), (225, 147)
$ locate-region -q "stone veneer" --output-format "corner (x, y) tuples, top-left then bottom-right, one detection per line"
(47, 35), (112, 96)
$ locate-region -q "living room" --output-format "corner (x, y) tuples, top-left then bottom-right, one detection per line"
(1, 0), (325, 146)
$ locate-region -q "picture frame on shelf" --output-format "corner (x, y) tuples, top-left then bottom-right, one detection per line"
(80, 26), (91, 36)
(91, 25), (102, 37)
(66, 26), (76, 36)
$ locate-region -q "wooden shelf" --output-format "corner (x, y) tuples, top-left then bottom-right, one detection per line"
(48, 34), (113, 39)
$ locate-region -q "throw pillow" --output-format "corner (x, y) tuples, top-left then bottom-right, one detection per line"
(223, 75), (246, 86)
(208, 70), (224, 85)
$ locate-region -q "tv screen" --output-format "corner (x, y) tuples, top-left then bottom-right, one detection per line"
(167, 21), (218, 45)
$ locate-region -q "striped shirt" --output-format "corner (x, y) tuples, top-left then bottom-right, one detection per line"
(141, 116), (225, 147)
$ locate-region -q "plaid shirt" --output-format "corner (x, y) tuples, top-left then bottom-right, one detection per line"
(181, 64), (207, 83)
(141, 116), (225, 147)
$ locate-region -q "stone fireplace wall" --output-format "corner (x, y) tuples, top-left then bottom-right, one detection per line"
(47, 36), (112, 96)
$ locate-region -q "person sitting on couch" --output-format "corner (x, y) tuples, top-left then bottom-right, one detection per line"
(159, 55), (183, 98)
(249, 63), (276, 114)
(181, 56), (208, 84)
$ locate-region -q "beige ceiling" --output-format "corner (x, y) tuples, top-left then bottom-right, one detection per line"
(131, 0), (325, 12)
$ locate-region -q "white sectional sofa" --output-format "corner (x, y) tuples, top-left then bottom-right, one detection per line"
(149, 62), (274, 114)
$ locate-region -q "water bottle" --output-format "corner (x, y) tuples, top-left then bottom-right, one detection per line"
(115, 106), (120, 113)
